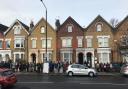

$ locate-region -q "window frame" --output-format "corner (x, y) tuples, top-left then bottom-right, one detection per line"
(41, 26), (45, 33)
(14, 38), (24, 48)
(67, 25), (73, 32)
(96, 23), (102, 32)
(14, 25), (21, 35)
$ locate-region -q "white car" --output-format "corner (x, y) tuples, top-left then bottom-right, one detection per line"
(66, 64), (97, 77)
(120, 63), (128, 76)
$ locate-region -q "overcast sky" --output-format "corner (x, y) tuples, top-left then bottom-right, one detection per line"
(0, 0), (128, 28)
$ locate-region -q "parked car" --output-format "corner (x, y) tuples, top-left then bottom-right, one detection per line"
(66, 64), (97, 77)
(0, 68), (17, 89)
(120, 63), (128, 76)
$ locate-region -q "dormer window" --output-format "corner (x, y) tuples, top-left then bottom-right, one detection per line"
(68, 25), (72, 32)
(41, 26), (45, 33)
(14, 25), (21, 34)
(96, 24), (102, 32)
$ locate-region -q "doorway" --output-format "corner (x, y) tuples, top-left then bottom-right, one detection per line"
(78, 53), (84, 64)
(31, 53), (36, 63)
(87, 52), (92, 67)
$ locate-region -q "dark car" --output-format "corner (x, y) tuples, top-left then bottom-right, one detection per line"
(0, 68), (17, 89)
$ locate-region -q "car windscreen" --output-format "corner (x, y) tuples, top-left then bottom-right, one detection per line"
(2, 70), (14, 76)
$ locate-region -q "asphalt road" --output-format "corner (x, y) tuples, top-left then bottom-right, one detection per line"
(6, 74), (128, 89)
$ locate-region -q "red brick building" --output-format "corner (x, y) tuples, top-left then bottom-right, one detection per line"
(0, 24), (8, 62)
(56, 16), (84, 64)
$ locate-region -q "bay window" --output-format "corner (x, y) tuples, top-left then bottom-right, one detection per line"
(14, 37), (24, 48)
(62, 38), (72, 47)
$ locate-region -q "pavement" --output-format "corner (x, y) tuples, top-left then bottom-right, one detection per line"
(15, 71), (121, 76)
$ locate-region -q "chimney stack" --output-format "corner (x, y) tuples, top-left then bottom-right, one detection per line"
(29, 20), (34, 32)
(55, 19), (60, 30)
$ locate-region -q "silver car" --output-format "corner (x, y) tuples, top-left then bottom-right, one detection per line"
(66, 64), (97, 77)
(120, 63), (128, 76)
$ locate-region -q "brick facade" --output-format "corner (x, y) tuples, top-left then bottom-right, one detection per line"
(56, 16), (84, 64)
(0, 15), (128, 67)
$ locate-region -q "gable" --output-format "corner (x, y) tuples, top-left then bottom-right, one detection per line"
(30, 17), (55, 35)
(4, 19), (29, 35)
(116, 16), (128, 31)
(86, 15), (113, 33)
(115, 17), (128, 39)
(57, 16), (83, 33)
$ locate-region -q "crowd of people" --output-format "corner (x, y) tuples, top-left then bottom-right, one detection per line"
(0, 61), (69, 73)
(0, 60), (125, 73)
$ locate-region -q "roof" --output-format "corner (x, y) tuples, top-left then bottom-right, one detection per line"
(57, 16), (84, 32)
(4, 19), (29, 35)
(86, 15), (113, 31)
(18, 20), (29, 31)
(0, 24), (8, 32)
(116, 15), (128, 29)
(29, 16), (55, 35)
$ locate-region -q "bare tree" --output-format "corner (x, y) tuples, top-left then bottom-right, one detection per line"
(110, 18), (119, 28)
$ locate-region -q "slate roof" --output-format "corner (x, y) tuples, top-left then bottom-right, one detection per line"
(0, 24), (8, 32)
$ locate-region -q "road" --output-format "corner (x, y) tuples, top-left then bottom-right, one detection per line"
(7, 73), (128, 89)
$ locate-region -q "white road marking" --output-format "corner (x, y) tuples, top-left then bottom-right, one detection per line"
(17, 81), (128, 86)
(18, 82), (54, 84)
(80, 83), (128, 86)
(80, 83), (112, 85)
(112, 84), (128, 86)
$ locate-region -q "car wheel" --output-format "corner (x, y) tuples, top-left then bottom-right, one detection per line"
(88, 72), (94, 77)
(68, 71), (73, 76)
(0, 84), (3, 89)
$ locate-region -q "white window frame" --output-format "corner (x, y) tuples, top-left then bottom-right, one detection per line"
(68, 25), (72, 32)
(14, 36), (25, 48)
(97, 36), (110, 47)
(61, 37), (72, 48)
(41, 26), (45, 33)
(32, 39), (36, 48)
(5, 39), (11, 49)
(86, 36), (93, 48)
(14, 52), (25, 62)
(96, 24), (102, 32)
(77, 36), (83, 48)
(87, 38), (92, 48)
(61, 52), (72, 63)
(98, 53), (109, 63)
(41, 37), (52, 48)
(42, 39), (46, 48)
(0, 39), (3, 49)
(47, 39), (52, 48)
(14, 25), (21, 34)
(62, 39), (72, 47)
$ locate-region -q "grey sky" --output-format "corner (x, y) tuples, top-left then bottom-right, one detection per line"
(0, 0), (128, 28)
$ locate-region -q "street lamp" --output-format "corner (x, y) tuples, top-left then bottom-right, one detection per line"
(40, 0), (49, 73)
(40, 0), (47, 62)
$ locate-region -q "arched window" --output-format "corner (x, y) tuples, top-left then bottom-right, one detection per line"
(67, 25), (73, 32)
(14, 25), (21, 34)
(96, 24), (102, 32)
(41, 26), (45, 33)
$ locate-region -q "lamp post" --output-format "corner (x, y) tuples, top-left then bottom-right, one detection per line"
(40, 0), (49, 73)
(40, 0), (47, 62)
